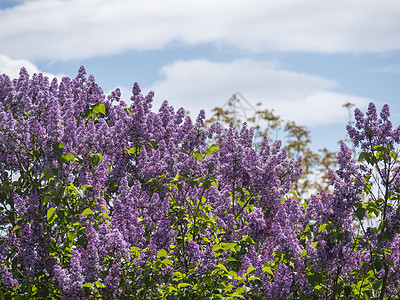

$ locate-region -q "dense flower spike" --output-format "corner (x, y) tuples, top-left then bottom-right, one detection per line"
(347, 102), (400, 150)
(1, 68), (399, 299)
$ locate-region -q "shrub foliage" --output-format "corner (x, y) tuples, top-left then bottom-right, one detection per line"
(1, 67), (400, 299)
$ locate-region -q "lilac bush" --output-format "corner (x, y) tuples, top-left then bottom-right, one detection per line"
(0, 67), (399, 299)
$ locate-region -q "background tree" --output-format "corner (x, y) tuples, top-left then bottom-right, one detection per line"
(206, 93), (338, 198)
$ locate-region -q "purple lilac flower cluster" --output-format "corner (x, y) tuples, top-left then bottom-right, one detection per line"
(0, 67), (302, 298)
(1, 67), (400, 298)
(347, 102), (400, 151)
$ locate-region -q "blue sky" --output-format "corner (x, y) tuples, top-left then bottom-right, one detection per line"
(1, 0), (400, 151)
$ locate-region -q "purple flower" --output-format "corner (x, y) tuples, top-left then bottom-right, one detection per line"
(103, 258), (121, 298)
(0, 265), (19, 289)
(347, 102), (400, 150)
(150, 215), (171, 251)
(247, 207), (269, 243)
(98, 223), (129, 258)
(53, 248), (85, 299)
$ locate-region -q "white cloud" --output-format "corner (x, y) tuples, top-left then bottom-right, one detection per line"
(372, 63), (400, 73)
(0, 54), (372, 128)
(1, 0), (400, 60)
(0, 54), (63, 80)
(142, 59), (370, 127)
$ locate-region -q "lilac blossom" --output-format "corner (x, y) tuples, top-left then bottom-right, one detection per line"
(347, 102), (400, 150)
(0, 66), (304, 298)
(3, 66), (400, 298)
(103, 258), (122, 298)
(53, 248), (86, 300)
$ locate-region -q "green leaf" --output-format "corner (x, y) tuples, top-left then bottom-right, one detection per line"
(364, 182), (372, 195)
(82, 282), (93, 288)
(68, 231), (75, 246)
(192, 151), (203, 162)
(228, 270), (238, 279)
(95, 281), (106, 288)
(301, 249), (307, 258)
(173, 271), (183, 282)
(246, 266), (256, 276)
(373, 145), (388, 152)
(228, 292), (245, 299)
(384, 258), (394, 267)
(358, 151), (369, 162)
(241, 236), (255, 244)
(309, 273), (323, 286)
(202, 180), (211, 190)
(81, 208), (93, 216)
(60, 153), (75, 165)
(289, 190), (299, 200)
(53, 142), (65, 153)
(162, 259), (173, 266)
(372, 279), (382, 290)
(157, 249), (168, 259)
(40, 167), (50, 180)
(216, 263), (228, 273)
(90, 153), (102, 166)
(205, 144), (219, 157)
(262, 266), (273, 276)
(177, 283), (192, 289)
(98, 212), (111, 220)
(318, 223), (327, 233)
(356, 207), (366, 220)
(149, 141), (158, 150)
(125, 147), (138, 155)
(93, 103), (106, 115)
(213, 244), (222, 251)
(81, 184), (93, 191)
(47, 207), (56, 222)
(247, 276), (259, 282)
(359, 151), (377, 165)
(344, 285), (352, 296)
(167, 286), (178, 293)
(315, 285), (327, 292)
(366, 201), (380, 217)
(374, 258), (382, 272)
(221, 242), (237, 252)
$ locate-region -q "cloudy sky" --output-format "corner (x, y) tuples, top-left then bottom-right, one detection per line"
(1, 0), (400, 151)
